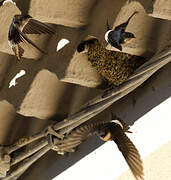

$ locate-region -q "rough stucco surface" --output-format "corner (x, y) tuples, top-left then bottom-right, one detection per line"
(149, 0), (171, 20)
(0, 0), (170, 180)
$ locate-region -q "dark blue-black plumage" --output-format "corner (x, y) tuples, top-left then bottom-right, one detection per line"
(105, 11), (138, 51)
(8, 14), (55, 60)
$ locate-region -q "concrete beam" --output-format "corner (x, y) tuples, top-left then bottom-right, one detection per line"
(149, 0), (171, 21)
(26, 0), (96, 27)
(0, 0), (170, 119)
(17, 69), (101, 119)
(106, 1), (171, 57)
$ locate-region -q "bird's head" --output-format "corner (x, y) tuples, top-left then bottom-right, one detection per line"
(13, 14), (31, 25)
(97, 114), (131, 141)
(98, 122), (122, 141)
(77, 36), (99, 53)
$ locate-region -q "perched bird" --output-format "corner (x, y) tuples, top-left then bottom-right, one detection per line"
(105, 11), (138, 51)
(56, 114), (143, 180)
(77, 36), (146, 87)
(8, 14), (56, 60)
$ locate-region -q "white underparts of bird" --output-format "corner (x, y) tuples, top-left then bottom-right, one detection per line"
(105, 30), (112, 43)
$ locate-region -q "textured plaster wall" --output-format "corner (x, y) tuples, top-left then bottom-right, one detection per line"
(0, 0), (170, 180)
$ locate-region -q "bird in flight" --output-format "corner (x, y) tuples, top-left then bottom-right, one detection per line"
(8, 14), (56, 60)
(105, 11), (138, 51)
(56, 114), (144, 180)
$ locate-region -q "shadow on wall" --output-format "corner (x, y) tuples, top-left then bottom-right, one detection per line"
(0, 0), (170, 179)
(126, 0), (155, 13)
(0, 0), (158, 114)
(19, 61), (171, 180)
(0, 99), (53, 144)
(145, 18), (171, 53)
(0, 0), (128, 114)
(4, 113), (53, 145)
(13, 0), (31, 14)
(21, 135), (104, 180)
(0, 25), (85, 109)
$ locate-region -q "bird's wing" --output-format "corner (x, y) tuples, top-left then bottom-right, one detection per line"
(11, 44), (24, 60)
(113, 130), (144, 180)
(114, 22), (128, 32)
(16, 27), (47, 54)
(107, 31), (122, 51)
(56, 120), (110, 153)
(56, 123), (96, 152)
(110, 40), (122, 51)
(21, 18), (55, 34)
(114, 12), (138, 32)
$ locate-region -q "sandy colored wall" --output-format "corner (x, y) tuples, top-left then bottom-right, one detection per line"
(0, 0), (170, 180)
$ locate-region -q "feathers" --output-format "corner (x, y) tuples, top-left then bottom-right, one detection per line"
(106, 19), (111, 31)
(55, 118), (144, 180)
(56, 120), (104, 152)
(105, 12), (138, 51)
(97, 122), (144, 180)
(104, 30), (112, 43)
(114, 11), (138, 31)
(22, 18), (55, 34)
(17, 28), (47, 54)
(112, 125), (144, 180)
(8, 14), (55, 59)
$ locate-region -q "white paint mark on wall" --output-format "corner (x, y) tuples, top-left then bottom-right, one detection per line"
(3, 0), (16, 5)
(56, 39), (70, 52)
(9, 70), (26, 88)
(53, 97), (171, 180)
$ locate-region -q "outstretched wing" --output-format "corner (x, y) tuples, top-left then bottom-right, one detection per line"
(21, 18), (55, 35)
(113, 130), (144, 180)
(56, 123), (96, 152)
(56, 120), (110, 153)
(17, 28), (47, 54)
(114, 11), (138, 31)
(10, 27), (47, 54)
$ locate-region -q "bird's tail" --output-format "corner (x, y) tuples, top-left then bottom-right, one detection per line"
(106, 19), (111, 31)
(114, 11), (138, 31)
(126, 11), (138, 25)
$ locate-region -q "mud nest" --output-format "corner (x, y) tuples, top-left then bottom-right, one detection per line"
(87, 40), (147, 86)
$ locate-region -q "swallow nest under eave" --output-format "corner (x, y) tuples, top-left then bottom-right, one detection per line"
(77, 37), (147, 87)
